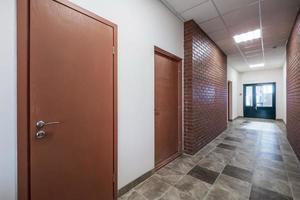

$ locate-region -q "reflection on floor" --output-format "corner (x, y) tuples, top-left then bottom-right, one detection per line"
(119, 118), (300, 200)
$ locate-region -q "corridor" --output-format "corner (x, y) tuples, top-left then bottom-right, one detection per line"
(3, 0), (300, 199)
(120, 119), (300, 200)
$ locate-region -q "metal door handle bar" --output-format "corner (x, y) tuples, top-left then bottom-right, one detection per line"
(36, 120), (61, 129)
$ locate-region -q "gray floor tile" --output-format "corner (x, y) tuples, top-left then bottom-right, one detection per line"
(255, 158), (285, 171)
(253, 165), (288, 182)
(285, 161), (300, 174)
(288, 171), (300, 185)
(119, 119), (300, 200)
(155, 167), (185, 185)
(230, 151), (256, 171)
(166, 155), (195, 174)
(118, 190), (146, 200)
(159, 186), (195, 200)
(205, 149), (234, 165)
(175, 175), (211, 200)
(135, 176), (170, 200)
(252, 174), (292, 197)
(291, 183), (300, 200)
(205, 174), (251, 200)
(198, 157), (226, 173)
(194, 144), (216, 158)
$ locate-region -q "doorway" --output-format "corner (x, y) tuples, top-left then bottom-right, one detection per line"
(228, 81), (233, 121)
(243, 83), (276, 119)
(154, 47), (182, 169)
(17, 0), (117, 199)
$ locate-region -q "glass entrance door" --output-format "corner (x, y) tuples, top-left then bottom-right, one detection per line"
(243, 83), (276, 119)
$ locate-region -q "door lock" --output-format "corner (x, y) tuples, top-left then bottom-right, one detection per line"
(36, 130), (46, 139)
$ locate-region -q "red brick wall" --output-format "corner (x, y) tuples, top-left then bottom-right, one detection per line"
(184, 20), (227, 155)
(287, 11), (300, 159)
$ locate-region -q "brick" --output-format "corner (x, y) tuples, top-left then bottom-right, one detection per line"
(184, 20), (227, 155)
(287, 11), (300, 160)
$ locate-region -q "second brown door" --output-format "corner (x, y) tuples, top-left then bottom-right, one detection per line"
(155, 47), (182, 168)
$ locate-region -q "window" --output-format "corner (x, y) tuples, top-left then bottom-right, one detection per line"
(256, 84), (273, 107)
(245, 86), (253, 106)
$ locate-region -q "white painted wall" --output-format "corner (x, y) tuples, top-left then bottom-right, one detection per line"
(237, 69), (285, 120)
(57, 0), (185, 189)
(0, 0), (183, 197)
(0, 0), (17, 200)
(227, 66), (239, 119)
(283, 54), (287, 124)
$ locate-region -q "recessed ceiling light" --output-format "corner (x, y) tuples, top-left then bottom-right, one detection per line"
(233, 29), (261, 43)
(250, 63), (264, 68)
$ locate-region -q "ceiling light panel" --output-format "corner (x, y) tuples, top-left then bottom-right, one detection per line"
(249, 63), (264, 68)
(233, 29), (261, 43)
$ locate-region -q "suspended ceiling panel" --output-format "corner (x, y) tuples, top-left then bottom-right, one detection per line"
(162, 0), (300, 72)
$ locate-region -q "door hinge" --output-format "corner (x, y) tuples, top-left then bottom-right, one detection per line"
(112, 46), (115, 55)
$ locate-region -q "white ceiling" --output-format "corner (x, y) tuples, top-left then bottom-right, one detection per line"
(161, 0), (300, 72)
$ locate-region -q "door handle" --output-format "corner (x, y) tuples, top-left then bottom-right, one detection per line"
(36, 120), (61, 129)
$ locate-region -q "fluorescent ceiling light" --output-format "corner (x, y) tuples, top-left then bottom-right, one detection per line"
(250, 63), (264, 68)
(233, 29), (261, 43)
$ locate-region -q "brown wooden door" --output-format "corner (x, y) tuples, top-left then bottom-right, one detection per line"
(155, 48), (182, 168)
(29, 0), (117, 199)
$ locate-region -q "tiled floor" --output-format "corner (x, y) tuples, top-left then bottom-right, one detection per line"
(119, 118), (300, 200)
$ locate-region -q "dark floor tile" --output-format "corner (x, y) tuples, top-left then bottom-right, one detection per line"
(250, 185), (293, 200)
(188, 165), (219, 184)
(222, 165), (253, 183)
(259, 152), (283, 162)
(217, 143), (237, 151)
(224, 136), (243, 143)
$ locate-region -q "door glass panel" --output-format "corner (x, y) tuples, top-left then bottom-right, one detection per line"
(245, 86), (253, 106)
(256, 84), (273, 107)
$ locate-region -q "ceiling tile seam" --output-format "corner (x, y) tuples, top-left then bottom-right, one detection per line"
(200, 0), (263, 27)
(180, 0), (210, 14)
(210, 0), (250, 66)
(259, 0), (265, 64)
(198, 1), (260, 27)
(160, 0), (185, 21)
